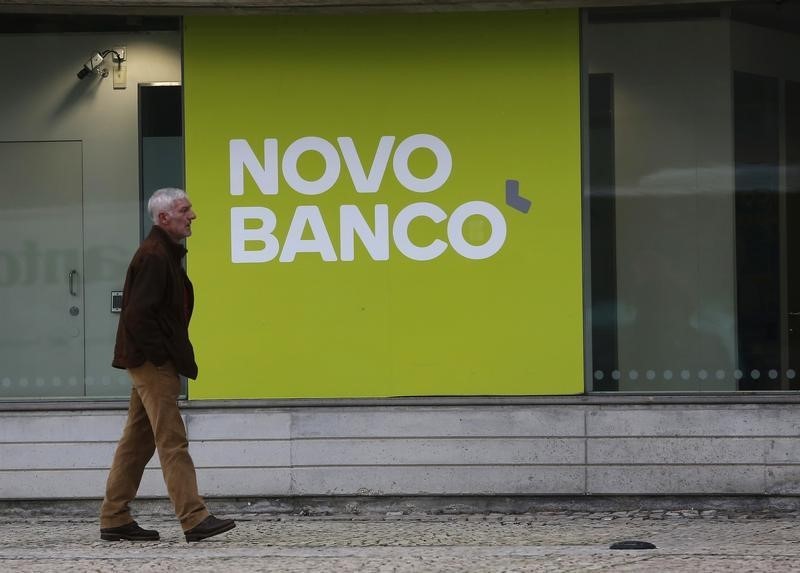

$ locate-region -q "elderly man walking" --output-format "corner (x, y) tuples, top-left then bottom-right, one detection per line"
(100, 188), (235, 543)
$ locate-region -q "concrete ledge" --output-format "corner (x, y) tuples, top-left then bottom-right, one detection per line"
(3, 495), (800, 518)
(3, 403), (800, 498)
(5, 392), (800, 412)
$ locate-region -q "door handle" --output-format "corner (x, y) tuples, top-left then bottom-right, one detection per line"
(68, 270), (78, 296)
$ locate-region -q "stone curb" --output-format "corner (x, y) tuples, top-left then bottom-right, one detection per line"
(3, 495), (800, 519)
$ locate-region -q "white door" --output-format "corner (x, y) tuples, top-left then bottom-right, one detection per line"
(0, 141), (85, 398)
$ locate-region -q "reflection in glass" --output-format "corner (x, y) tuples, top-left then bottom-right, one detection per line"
(585, 3), (800, 391)
(0, 142), (85, 398)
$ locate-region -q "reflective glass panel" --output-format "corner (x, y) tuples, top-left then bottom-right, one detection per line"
(585, 2), (800, 391)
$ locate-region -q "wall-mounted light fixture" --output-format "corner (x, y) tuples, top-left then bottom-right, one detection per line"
(76, 48), (125, 80)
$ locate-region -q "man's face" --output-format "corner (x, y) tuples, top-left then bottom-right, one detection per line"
(158, 197), (197, 242)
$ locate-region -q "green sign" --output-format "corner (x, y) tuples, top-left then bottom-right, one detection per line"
(183, 11), (583, 399)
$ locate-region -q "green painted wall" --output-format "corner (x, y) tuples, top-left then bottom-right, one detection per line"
(184, 11), (583, 399)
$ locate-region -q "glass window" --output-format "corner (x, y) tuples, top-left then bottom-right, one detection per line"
(584, 2), (800, 391)
(0, 21), (181, 401)
(139, 84), (184, 241)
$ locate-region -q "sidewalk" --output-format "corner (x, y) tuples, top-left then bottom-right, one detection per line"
(2, 504), (800, 571)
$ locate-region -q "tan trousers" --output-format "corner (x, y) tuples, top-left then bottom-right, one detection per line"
(100, 361), (209, 531)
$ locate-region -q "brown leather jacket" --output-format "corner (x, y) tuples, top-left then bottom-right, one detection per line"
(112, 225), (198, 379)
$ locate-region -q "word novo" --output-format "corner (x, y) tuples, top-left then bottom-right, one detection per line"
(229, 134), (507, 263)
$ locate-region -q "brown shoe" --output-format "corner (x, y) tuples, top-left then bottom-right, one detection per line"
(184, 515), (236, 542)
(101, 521), (160, 541)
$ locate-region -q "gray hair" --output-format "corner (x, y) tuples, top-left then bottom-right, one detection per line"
(148, 188), (187, 223)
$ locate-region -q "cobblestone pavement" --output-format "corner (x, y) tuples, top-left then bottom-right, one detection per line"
(3, 508), (800, 571)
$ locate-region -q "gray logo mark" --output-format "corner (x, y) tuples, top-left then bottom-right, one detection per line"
(505, 179), (531, 213)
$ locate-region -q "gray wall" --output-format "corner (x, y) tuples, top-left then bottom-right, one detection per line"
(2, 403), (799, 498)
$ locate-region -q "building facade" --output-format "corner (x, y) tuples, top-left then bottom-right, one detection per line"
(1, 0), (800, 500)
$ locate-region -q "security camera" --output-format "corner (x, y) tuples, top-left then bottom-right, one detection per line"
(77, 52), (105, 79)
